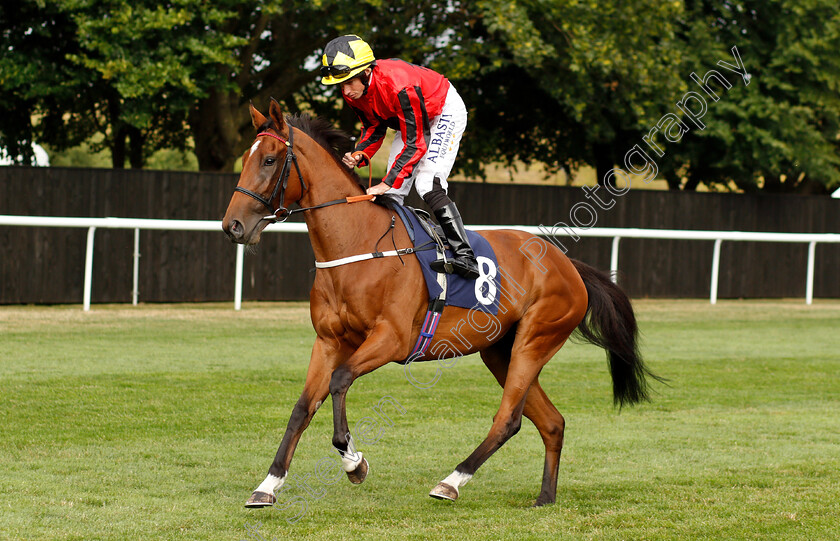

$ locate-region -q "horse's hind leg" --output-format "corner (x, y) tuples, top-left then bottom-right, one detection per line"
(523, 384), (565, 506)
(430, 298), (582, 503)
(429, 346), (546, 502)
(470, 333), (566, 506)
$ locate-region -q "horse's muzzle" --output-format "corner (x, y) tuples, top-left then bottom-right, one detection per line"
(224, 218), (246, 243)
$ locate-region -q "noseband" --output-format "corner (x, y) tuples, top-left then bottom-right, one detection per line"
(234, 129), (306, 222)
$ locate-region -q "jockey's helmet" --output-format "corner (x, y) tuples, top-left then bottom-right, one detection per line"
(320, 35), (376, 85)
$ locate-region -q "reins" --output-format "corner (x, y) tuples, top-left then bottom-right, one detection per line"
(278, 151), (376, 221)
(234, 129), (375, 224)
(235, 128), (432, 269)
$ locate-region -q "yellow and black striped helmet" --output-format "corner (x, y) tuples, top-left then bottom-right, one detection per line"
(320, 35), (376, 85)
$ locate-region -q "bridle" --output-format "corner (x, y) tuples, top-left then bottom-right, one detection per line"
(234, 129), (305, 223)
(234, 128), (374, 224)
(232, 126), (430, 270)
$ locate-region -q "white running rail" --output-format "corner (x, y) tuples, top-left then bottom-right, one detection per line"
(1, 215), (838, 310)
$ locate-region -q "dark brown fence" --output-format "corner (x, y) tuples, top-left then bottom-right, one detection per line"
(2, 166), (838, 304)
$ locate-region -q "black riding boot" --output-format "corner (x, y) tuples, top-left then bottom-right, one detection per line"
(430, 203), (480, 280)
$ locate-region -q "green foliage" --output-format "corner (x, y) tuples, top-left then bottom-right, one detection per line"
(1, 0), (838, 191)
(656, 0), (840, 192)
(446, 0), (840, 191)
(438, 0), (688, 180)
(0, 1), (95, 163)
(42, 139), (112, 168)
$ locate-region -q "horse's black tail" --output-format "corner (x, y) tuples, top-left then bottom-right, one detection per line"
(571, 259), (662, 408)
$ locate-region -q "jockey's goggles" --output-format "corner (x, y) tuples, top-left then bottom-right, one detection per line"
(320, 65), (354, 79)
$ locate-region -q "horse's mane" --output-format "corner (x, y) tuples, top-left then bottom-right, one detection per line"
(258, 113), (363, 186)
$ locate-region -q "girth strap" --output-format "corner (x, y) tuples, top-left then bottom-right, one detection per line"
(314, 241), (435, 269)
(404, 243), (448, 362)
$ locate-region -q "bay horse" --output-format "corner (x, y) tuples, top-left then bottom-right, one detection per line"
(222, 99), (658, 508)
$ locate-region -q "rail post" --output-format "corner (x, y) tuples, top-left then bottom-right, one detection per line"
(234, 243), (245, 311)
(83, 226), (97, 311)
(132, 228), (141, 305)
(806, 241), (817, 305)
(710, 239), (723, 305)
(610, 236), (621, 284)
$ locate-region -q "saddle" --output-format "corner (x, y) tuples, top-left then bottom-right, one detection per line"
(377, 196), (445, 249)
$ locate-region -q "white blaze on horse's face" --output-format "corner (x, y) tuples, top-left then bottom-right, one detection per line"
(223, 137), (277, 245)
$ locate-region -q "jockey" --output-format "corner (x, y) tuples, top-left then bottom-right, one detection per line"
(319, 34), (480, 280)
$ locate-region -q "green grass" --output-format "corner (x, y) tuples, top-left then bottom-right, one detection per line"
(1, 300), (838, 540)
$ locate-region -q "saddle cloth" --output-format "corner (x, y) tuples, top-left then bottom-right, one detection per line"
(389, 203), (501, 316)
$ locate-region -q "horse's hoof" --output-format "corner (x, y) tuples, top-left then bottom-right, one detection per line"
(429, 482), (458, 501)
(532, 497), (555, 508)
(347, 458), (369, 484)
(244, 491), (276, 508)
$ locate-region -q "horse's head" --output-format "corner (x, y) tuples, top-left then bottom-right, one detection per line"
(222, 99), (306, 245)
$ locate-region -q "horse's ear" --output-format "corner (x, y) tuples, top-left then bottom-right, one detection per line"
(268, 98), (286, 133)
(250, 102), (267, 130)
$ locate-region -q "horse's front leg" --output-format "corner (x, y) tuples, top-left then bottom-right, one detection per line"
(330, 324), (403, 485)
(246, 338), (340, 507)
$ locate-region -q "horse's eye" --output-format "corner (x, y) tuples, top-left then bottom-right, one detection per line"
(264, 157), (276, 166)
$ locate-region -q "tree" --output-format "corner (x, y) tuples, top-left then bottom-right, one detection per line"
(0, 1), (96, 165)
(658, 0), (840, 193)
(31, 0), (457, 171)
(1, 0), (215, 168)
(189, 0), (470, 171)
(425, 0), (688, 184)
(3, 0), (838, 193)
(60, 0), (249, 169)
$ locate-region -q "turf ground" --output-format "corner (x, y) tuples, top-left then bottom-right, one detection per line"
(1, 299), (838, 540)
